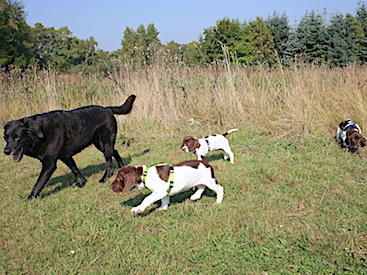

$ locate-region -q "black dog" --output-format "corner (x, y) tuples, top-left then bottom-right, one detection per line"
(3, 95), (136, 199)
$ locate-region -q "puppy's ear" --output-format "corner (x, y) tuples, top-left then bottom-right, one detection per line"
(361, 137), (366, 147)
(23, 118), (44, 139)
(121, 172), (137, 193)
(345, 137), (350, 146)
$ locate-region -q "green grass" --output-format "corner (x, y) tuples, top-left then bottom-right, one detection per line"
(1, 125), (366, 274)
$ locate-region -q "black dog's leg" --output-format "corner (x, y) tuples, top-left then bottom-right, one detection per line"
(113, 149), (124, 167)
(99, 155), (113, 183)
(60, 157), (87, 188)
(93, 139), (115, 182)
(28, 160), (57, 200)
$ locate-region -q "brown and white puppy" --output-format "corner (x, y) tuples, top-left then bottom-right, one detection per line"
(180, 128), (238, 164)
(110, 159), (223, 214)
(336, 119), (366, 152)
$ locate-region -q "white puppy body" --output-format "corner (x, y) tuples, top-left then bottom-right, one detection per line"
(181, 128), (238, 164)
(110, 160), (223, 214)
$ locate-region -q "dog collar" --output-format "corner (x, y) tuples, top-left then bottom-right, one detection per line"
(344, 124), (356, 132)
(142, 164), (175, 195)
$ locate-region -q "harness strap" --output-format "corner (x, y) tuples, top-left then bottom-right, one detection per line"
(142, 165), (151, 183)
(167, 166), (175, 195)
(142, 164), (175, 195)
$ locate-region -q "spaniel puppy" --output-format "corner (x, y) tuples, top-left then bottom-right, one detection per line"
(336, 119), (366, 152)
(180, 129), (238, 164)
(110, 159), (223, 214)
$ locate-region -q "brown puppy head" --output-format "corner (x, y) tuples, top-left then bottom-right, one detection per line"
(346, 132), (366, 151)
(181, 136), (200, 152)
(110, 166), (144, 193)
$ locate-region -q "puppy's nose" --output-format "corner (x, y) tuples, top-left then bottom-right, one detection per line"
(3, 147), (10, 155)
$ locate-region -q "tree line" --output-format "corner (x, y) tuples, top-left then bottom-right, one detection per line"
(1, 0), (367, 74)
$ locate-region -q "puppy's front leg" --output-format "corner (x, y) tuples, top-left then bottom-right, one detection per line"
(131, 191), (167, 214)
(157, 196), (170, 211)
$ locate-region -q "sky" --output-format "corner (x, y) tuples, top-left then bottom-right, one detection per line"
(23, 0), (361, 52)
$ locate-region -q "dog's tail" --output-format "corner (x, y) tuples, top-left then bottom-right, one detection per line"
(106, 95), (136, 115)
(223, 128), (239, 137)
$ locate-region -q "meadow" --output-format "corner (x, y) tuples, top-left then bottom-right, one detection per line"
(0, 62), (367, 274)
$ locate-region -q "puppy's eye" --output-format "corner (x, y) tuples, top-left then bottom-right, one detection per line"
(13, 135), (20, 141)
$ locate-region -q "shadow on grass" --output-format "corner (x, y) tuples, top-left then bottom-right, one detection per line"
(205, 152), (226, 162)
(121, 188), (216, 217)
(41, 149), (150, 198)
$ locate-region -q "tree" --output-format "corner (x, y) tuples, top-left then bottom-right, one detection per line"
(231, 23), (255, 64)
(326, 13), (365, 66)
(356, 1), (367, 63)
(199, 18), (244, 63)
(32, 24), (98, 72)
(249, 17), (276, 66)
(182, 42), (203, 65)
(266, 12), (290, 63)
(282, 30), (302, 65)
(119, 23), (161, 65)
(356, 1), (367, 33)
(297, 11), (328, 64)
(0, 0), (34, 68)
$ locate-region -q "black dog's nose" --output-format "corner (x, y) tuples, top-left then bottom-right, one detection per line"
(4, 147), (10, 155)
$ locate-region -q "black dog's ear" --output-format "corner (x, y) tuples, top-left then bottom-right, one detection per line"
(23, 117), (44, 139)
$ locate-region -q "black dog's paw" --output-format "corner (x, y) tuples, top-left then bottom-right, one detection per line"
(27, 193), (39, 200)
(75, 177), (87, 188)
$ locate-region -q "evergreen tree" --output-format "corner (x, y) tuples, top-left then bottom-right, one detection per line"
(326, 13), (364, 66)
(356, 1), (367, 33)
(297, 10), (328, 64)
(266, 12), (290, 64)
(282, 30), (302, 65)
(356, 1), (367, 63)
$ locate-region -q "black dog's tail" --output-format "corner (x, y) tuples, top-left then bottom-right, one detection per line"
(106, 95), (136, 115)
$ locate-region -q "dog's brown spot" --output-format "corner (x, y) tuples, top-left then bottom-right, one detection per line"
(156, 165), (170, 182)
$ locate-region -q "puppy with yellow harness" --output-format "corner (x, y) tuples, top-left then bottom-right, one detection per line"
(110, 158), (224, 214)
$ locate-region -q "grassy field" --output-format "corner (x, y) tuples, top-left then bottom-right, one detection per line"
(1, 63), (367, 274)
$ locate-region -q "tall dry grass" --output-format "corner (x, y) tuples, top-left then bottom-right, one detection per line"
(1, 61), (367, 139)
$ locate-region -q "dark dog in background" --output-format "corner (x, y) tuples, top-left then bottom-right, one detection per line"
(3, 95), (136, 199)
(336, 119), (366, 152)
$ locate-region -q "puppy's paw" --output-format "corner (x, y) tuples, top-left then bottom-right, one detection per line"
(190, 194), (202, 201)
(131, 207), (143, 214)
(157, 205), (168, 211)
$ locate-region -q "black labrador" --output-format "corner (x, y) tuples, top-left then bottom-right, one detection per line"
(3, 95), (136, 199)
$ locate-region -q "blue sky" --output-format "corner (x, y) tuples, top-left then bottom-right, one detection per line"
(23, 0), (361, 52)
